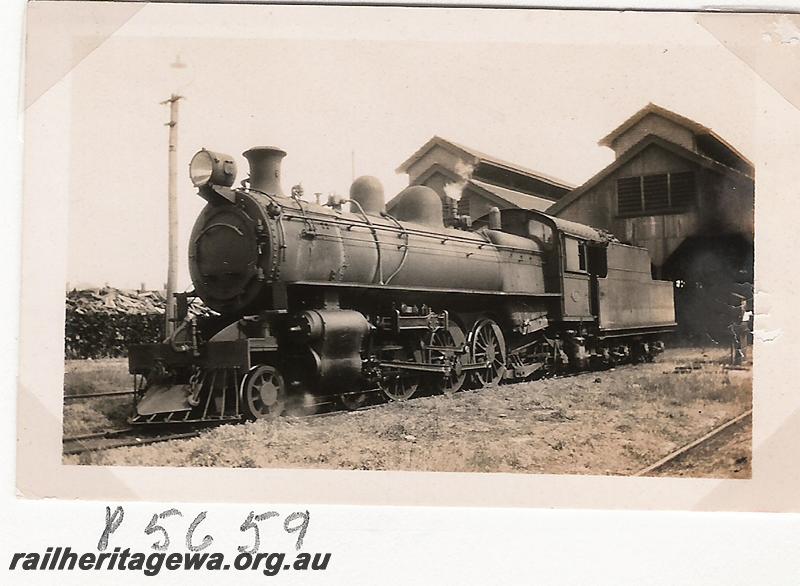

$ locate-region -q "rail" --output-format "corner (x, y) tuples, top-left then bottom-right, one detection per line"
(63, 430), (201, 456)
(634, 408), (753, 476)
(64, 390), (135, 400)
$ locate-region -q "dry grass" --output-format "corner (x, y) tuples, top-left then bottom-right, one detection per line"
(64, 358), (133, 396)
(631, 366), (751, 408)
(63, 348), (752, 478)
(63, 358), (134, 436)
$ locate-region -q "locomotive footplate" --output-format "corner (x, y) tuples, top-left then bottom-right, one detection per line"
(128, 340), (252, 423)
(128, 343), (197, 373)
(129, 340), (252, 374)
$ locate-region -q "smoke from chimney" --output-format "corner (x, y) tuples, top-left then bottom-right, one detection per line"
(443, 159), (475, 202)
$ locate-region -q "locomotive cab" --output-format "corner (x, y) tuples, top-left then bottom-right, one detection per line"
(475, 207), (674, 328)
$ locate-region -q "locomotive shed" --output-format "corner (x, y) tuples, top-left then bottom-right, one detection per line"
(64, 347), (751, 477)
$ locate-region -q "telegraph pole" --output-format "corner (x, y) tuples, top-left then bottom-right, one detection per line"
(161, 93), (183, 337)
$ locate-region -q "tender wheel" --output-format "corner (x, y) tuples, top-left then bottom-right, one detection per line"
(240, 365), (286, 419)
(427, 323), (467, 396)
(470, 319), (507, 387)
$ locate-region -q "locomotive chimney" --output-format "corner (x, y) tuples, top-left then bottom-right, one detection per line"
(243, 146), (287, 196)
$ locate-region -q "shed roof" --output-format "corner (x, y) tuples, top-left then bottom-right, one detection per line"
(396, 136), (574, 190)
(469, 179), (553, 212)
(598, 103), (753, 173)
(547, 133), (753, 216)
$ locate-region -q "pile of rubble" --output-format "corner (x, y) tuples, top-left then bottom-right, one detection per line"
(65, 288), (209, 359)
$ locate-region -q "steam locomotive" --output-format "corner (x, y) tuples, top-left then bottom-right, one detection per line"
(127, 146), (676, 424)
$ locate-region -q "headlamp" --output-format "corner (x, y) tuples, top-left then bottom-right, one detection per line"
(189, 149), (237, 188)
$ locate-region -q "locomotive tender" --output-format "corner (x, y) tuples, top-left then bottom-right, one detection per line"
(128, 146), (676, 424)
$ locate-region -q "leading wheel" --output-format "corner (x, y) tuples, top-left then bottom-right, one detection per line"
(427, 323), (467, 396)
(470, 319), (507, 387)
(240, 364), (287, 419)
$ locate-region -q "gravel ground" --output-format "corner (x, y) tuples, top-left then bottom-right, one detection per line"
(63, 347), (752, 477)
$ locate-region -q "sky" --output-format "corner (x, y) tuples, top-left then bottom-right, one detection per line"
(26, 4), (765, 290)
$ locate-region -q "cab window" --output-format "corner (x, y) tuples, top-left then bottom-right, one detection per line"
(564, 236), (587, 273)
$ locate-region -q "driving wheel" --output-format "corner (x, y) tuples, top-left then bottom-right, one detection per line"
(427, 323), (467, 396)
(470, 319), (507, 387)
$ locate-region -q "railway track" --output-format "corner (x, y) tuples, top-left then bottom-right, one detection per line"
(634, 408), (753, 476)
(63, 428), (201, 456)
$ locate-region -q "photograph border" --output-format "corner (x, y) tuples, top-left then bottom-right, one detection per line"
(16, 1), (800, 511)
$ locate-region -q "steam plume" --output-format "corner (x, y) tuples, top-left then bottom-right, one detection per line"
(443, 160), (475, 202)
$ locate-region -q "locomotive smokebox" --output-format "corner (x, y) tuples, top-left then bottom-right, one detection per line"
(243, 146), (287, 196)
(349, 176), (386, 215)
